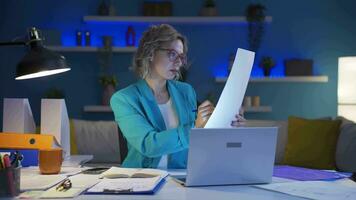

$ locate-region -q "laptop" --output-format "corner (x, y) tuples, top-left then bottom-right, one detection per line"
(172, 126), (278, 187)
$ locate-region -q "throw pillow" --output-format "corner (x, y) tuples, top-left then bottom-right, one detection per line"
(283, 116), (341, 169)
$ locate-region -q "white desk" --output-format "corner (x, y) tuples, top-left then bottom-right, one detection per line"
(76, 177), (305, 200)
(74, 169), (305, 200)
(23, 167), (354, 200)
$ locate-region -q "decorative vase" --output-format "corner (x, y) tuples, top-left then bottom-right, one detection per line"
(102, 84), (115, 105)
(102, 36), (113, 48)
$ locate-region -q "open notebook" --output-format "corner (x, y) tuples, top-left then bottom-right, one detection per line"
(87, 167), (169, 194)
(100, 167), (168, 178)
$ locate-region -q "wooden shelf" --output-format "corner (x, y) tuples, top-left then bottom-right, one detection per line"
(215, 76), (329, 83)
(242, 106), (272, 113)
(84, 105), (271, 113)
(47, 46), (137, 53)
(83, 16), (272, 24)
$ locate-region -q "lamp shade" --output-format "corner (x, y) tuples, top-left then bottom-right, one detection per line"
(15, 45), (70, 80)
(14, 27), (70, 80)
(338, 57), (356, 122)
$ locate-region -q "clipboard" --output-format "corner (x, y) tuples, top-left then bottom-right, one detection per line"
(86, 176), (167, 195)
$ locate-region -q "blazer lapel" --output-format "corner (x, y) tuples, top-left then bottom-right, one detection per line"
(167, 81), (189, 126)
(136, 79), (166, 131)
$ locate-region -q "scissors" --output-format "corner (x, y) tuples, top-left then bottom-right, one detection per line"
(10, 151), (24, 167)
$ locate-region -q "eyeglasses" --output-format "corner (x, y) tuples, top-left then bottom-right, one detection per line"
(159, 48), (187, 66)
(56, 178), (72, 192)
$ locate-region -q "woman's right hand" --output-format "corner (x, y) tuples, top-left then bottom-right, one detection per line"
(195, 100), (215, 128)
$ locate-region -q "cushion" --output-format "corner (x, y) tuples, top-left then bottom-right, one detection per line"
(233, 120), (288, 164)
(71, 119), (121, 163)
(70, 119), (78, 155)
(274, 121), (288, 164)
(283, 116), (341, 169)
(335, 121), (356, 172)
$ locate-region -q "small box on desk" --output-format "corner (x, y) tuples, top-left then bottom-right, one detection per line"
(0, 167), (20, 197)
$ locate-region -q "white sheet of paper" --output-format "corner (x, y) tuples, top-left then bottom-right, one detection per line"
(205, 48), (255, 128)
(21, 173), (67, 191)
(21, 166), (89, 191)
(255, 180), (356, 200)
(62, 155), (94, 167)
(39, 174), (100, 198)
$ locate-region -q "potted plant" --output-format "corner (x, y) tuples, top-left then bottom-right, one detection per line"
(99, 74), (118, 105)
(245, 4), (266, 53)
(199, 0), (218, 16)
(97, 34), (115, 105)
(259, 56), (275, 76)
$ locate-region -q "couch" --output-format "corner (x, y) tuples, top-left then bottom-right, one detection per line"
(70, 117), (356, 173)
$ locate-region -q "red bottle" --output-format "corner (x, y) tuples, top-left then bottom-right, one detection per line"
(126, 26), (136, 46)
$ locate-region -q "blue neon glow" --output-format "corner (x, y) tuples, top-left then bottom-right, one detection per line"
(61, 24), (148, 47)
(213, 63), (286, 79)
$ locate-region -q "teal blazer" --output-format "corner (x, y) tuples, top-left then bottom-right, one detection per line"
(110, 79), (197, 168)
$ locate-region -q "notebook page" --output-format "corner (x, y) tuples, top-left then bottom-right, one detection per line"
(132, 168), (169, 178)
(256, 180), (356, 200)
(100, 167), (138, 178)
(87, 176), (162, 193)
(100, 167), (169, 178)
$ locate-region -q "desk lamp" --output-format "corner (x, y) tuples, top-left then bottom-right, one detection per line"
(0, 27), (70, 80)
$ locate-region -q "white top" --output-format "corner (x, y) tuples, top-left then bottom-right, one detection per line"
(157, 98), (179, 169)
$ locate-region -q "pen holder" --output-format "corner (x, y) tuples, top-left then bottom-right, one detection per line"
(0, 167), (21, 197)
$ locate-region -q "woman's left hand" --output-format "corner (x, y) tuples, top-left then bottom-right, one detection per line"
(231, 107), (246, 127)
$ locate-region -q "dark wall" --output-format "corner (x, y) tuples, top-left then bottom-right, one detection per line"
(1, 0), (356, 129)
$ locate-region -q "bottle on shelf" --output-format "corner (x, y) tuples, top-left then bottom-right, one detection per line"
(76, 31), (82, 46)
(125, 26), (136, 47)
(85, 31), (91, 46)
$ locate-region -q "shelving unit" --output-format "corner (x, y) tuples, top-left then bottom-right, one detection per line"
(215, 76), (329, 83)
(79, 15), (276, 115)
(83, 16), (273, 24)
(83, 105), (271, 113)
(47, 46), (137, 53)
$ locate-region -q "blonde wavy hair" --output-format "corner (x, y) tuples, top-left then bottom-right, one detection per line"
(133, 24), (188, 79)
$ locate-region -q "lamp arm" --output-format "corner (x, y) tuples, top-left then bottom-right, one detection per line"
(0, 41), (27, 46)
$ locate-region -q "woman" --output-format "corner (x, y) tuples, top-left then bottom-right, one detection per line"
(110, 24), (244, 169)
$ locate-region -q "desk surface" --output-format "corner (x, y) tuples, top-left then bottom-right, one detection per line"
(76, 177), (304, 200)
(25, 166), (351, 200)
(75, 169), (305, 200)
